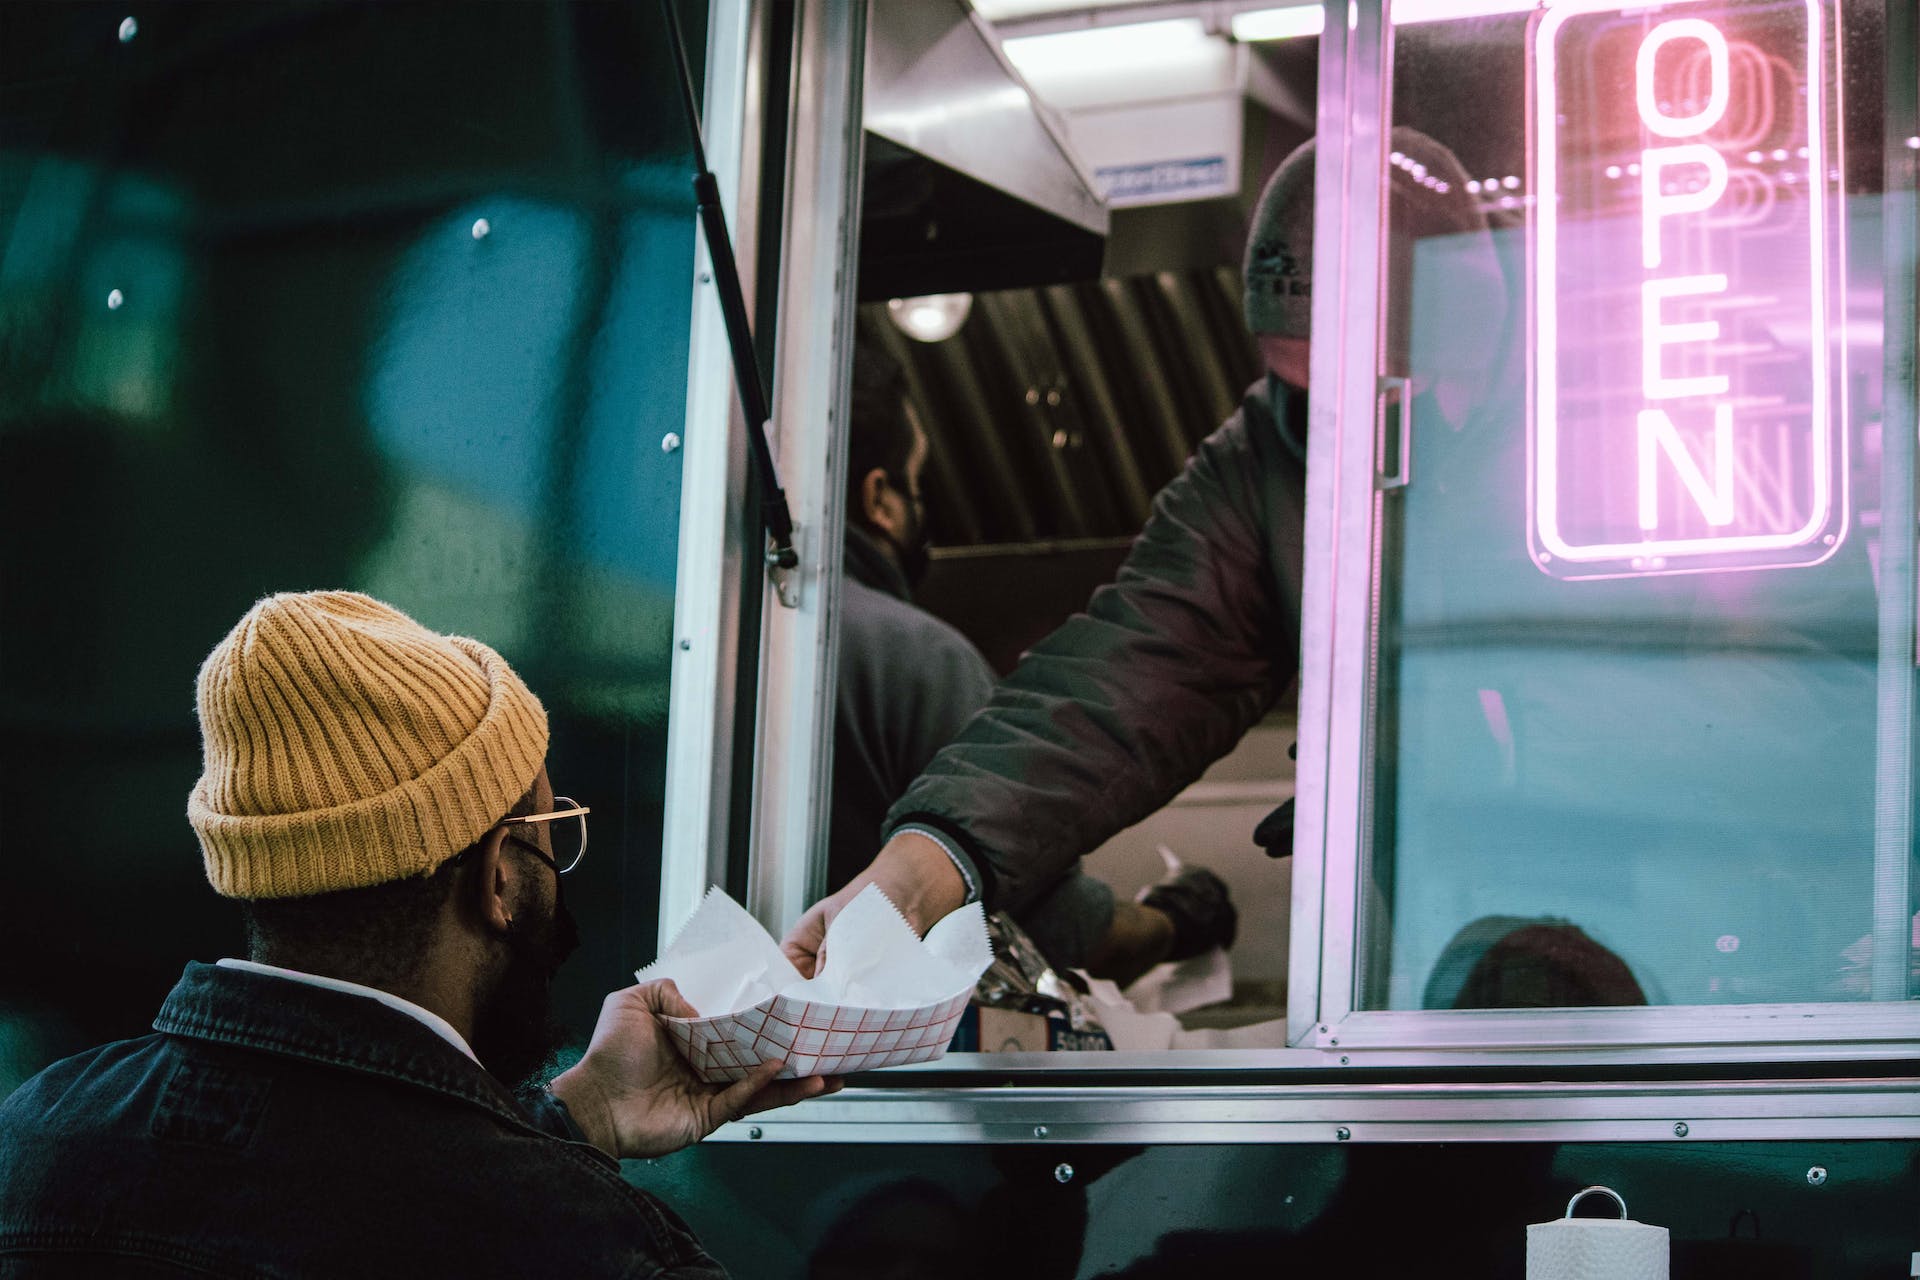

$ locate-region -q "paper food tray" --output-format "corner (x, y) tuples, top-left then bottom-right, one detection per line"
(643, 885), (992, 1082)
(663, 989), (974, 1082)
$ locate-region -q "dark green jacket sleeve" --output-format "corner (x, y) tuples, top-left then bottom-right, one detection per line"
(883, 384), (1307, 914)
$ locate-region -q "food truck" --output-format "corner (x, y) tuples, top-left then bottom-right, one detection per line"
(0, 0), (1914, 1272)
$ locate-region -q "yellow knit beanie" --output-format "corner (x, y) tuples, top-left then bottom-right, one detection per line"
(187, 591), (549, 899)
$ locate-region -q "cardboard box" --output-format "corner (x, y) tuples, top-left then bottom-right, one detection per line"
(950, 1004), (1113, 1053)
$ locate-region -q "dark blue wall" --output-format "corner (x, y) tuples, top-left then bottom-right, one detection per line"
(0, 0), (705, 1088)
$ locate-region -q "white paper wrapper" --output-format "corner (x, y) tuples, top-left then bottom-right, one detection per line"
(1123, 947), (1233, 1015)
(639, 885), (992, 1082)
(1072, 972), (1179, 1051)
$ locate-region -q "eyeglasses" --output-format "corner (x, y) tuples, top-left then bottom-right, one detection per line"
(498, 797), (590, 875)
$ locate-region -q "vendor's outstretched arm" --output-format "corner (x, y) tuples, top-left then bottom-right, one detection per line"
(883, 404), (1303, 916)
(782, 391), (1305, 963)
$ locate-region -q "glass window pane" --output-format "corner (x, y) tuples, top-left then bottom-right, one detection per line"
(1365, 0), (1913, 1010)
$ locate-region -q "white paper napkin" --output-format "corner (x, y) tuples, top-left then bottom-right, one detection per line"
(638, 885), (993, 1081)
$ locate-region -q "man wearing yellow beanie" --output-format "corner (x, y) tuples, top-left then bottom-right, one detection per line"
(0, 590), (836, 1278)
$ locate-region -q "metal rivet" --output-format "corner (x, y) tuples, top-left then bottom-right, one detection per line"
(1045, 389), (1061, 406)
(1327, 1038), (1338, 1047)
(1673, 1122), (1690, 1138)
(1339, 1056), (1350, 1065)
(748, 1126), (763, 1140)
(118, 16), (138, 42)
(106, 289), (124, 310)
(698, 271), (713, 284)
(1053, 1163), (1074, 1184)
(661, 432), (682, 454)
(1033, 1125), (1048, 1139)
(677, 638), (691, 651)
(1806, 1166), (1827, 1186)
(1335, 1126), (1351, 1141)
(1024, 388), (1040, 406)
(471, 218), (490, 240)
(1318, 1025), (1329, 1034)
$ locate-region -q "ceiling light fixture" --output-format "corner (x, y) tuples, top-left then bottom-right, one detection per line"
(1231, 6), (1325, 40)
(1392, 0), (1544, 23)
(1002, 18), (1211, 78)
(887, 293), (974, 343)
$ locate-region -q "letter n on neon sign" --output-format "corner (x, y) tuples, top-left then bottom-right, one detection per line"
(1638, 406), (1734, 531)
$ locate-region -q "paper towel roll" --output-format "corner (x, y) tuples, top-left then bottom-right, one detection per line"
(1526, 1217), (1669, 1280)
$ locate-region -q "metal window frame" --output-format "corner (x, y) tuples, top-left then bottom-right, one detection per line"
(713, 1073), (1920, 1145)
(662, 0), (869, 944)
(1870, 0), (1919, 1004)
(745, 0), (868, 934)
(1287, 0), (1391, 1050)
(661, 0), (768, 943)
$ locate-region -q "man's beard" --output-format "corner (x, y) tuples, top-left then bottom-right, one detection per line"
(471, 892), (581, 1092)
(887, 499), (931, 590)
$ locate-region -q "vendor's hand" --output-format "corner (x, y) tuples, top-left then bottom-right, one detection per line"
(780, 877), (860, 980)
(779, 831), (968, 978)
(548, 979), (841, 1160)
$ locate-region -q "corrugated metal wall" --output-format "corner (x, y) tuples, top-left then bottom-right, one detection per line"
(858, 265), (1261, 549)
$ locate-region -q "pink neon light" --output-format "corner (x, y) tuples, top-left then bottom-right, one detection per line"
(1641, 274), (1730, 401)
(1530, 0), (1839, 573)
(1638, 405), (1735, 530)
(1634, 19), (1731, 138)
(1476, 689), (1517, 780)
(1641, 144), (1728, 269)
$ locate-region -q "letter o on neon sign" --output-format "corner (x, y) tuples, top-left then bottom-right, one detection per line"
(1636, 18), (1731, 138)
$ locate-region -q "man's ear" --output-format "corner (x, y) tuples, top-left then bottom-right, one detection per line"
(859, 467), (892, 530)
(466, 826), (516, 937)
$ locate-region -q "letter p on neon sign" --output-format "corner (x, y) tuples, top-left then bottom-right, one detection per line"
(1527, 0), (1847, 579)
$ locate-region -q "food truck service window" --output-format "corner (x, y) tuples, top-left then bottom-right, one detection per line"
(1317, 0), (1917, 1035)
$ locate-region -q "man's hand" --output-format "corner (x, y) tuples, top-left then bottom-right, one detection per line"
(779, 830), (968, 977)
(548, 979), (841, 1160)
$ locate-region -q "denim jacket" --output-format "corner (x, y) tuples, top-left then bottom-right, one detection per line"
(0, 962), (728, 1279)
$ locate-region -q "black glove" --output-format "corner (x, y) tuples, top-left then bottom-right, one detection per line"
(1136, 867), (1238, 960)
(1253, 798), (1295, 859)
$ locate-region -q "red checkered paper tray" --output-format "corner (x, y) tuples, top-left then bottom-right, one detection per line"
(640, 885), (992, 1082)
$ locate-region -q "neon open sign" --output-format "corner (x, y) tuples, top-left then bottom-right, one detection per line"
(1529, 0), (1846, 578)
